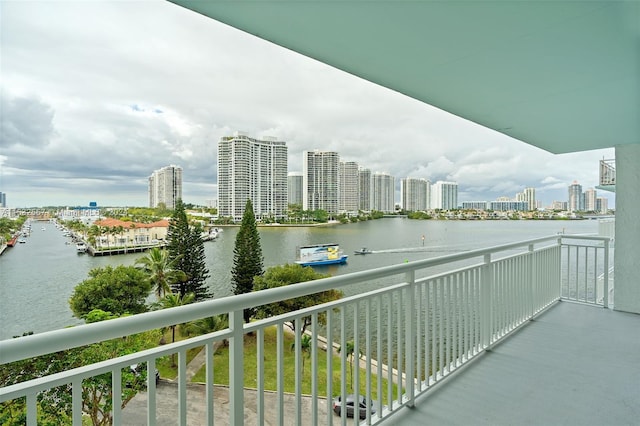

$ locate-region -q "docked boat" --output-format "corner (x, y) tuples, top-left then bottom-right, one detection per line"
(295, 243), (348, 266)
(354, 247), (372, 255)
(76, 242), (88, 253)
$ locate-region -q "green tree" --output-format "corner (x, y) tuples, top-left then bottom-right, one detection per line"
(0, 326), (160, 425)
(338, 340), (362, 391)
(290, 334), (313, 375)
(155, 292), (195, 366)
(135, 247), (186, 299)
(231, 199), (264, 323)
(166, 199), (211, 300)
(253, 264), (343, 334)
(69, 265), (151, 319)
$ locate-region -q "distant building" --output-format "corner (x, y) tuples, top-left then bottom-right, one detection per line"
(287, 172), (304, 206)
(57, 203), (102, 225)
(552, 200), (568, 211)
(339, 161), (360, 214)
(596, 197), (608, 214)
(358, 167), (372, 212)
(401, 178), (430, 211)
(431, 181), (458, 210)
(568, 181), (583, 212)
(218, 132), (288, 222)
(515, 187), (536, 211)
(372, 172), (395, 213)
(149, 165), (182, 210)
(0, 192), (6, 208)
(92, 217), (169, 246)
(462, 201), (488, 210)
(303, 150), (339, 214)
(490, 200), (529, 211)
(584, 188), (597, 211)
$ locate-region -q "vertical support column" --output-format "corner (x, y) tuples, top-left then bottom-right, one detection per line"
(603, 238), (610, 308)
(405, 270), (416, 407)
(614, 144), (640, 314)
(481, 254), (493, 350)
(229, 309), (244, 426)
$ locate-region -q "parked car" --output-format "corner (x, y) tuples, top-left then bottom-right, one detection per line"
(332, 394), (377, 419)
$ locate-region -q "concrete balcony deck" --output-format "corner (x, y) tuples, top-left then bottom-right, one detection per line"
(382, 301), (640, 426)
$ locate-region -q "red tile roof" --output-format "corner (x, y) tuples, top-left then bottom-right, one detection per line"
(94, 218), (169, 229)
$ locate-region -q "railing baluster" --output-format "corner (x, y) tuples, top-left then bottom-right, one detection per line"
(178, 349), (187, 425)
(311, 312), (318, 426)
(112, 368), (122, 425)
(206, 341), (215, 426)
(26, 392), (36, 426)
(73, 378), (82, 425)
(276, 323), (284, 426)
(229, 309), (244, 426)
(405, 270), (416, 407)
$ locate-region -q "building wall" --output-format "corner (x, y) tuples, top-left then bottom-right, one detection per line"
(218, 133), (288, 222)
(372, 172), (395, 213)
(149, 165), (182, 209)
(287, 172), (303, 206)
(401, 178), (429, 211)
(303, 150), (339, 214)
(358, 168), (372, 212)
(614, 144), (640, 314)
(431, 181), (458, 210)
(568, 182), (583, 212)
(339, 161), (360, 214)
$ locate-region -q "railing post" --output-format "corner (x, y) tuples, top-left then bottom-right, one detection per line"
(229, 309), (244, 426)
(528, 244), (535, 319)
(481, 254), (493, 350)
(603, 238), (610, 308)
(405, 270), (416, 407)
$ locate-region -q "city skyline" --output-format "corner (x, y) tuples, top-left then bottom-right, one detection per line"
(1, 1), (615, 208)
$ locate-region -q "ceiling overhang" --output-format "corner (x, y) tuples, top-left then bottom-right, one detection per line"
(169, 0), (639, 154)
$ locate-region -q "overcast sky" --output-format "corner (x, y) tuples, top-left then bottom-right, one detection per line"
(0, 1), (615, 209)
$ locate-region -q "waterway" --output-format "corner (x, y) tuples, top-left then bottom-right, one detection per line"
(0, 219), (600, 341)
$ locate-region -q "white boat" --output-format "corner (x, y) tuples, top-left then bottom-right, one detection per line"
(76, 242), (87, 253)
(295, 243), (348, 266)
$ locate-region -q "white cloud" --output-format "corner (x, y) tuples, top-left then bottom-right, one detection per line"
(0, 1), (616, 208)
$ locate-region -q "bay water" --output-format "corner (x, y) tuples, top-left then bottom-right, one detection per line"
(0, 219), (599, 341)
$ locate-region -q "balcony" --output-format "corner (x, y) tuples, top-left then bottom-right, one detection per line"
(2, 235), (636, 426)
(598, 159), (616, 193)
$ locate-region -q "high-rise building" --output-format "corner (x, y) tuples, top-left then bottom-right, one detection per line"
(401, 178), (430, 211)
(0, 192), (6, 208)
(584, 188), (597, 212)
(523, 188), (536, 211)
(303, 150), (339, 214)
(568, 181), (584, 212)
(372, 172), (395, 213)
(218, 133), (288, 222)
(339, 161), (360, 214)
(596, 197), (608, 214)
(462, 201), (488, 210)
(287, 172), (303, 206)
(149, 165), (182, 209)
(358, 167), (372, 212)
(431, 181), (458, 210)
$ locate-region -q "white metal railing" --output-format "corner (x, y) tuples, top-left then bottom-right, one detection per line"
(0, 235), (611, 425)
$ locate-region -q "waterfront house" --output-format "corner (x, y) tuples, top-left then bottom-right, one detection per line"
(1, 2), (638, 425)
(91, 218), (169, 248)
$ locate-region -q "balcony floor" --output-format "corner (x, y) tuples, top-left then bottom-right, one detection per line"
(383, 301), (640, 426)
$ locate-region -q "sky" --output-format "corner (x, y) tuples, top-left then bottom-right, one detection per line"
(0, 1), (615, 209)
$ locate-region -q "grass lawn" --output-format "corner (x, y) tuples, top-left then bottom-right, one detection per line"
(191, 326), (397, 401)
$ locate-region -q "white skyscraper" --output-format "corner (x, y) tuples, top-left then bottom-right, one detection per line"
(431, 181), (458, 210)
(149, 165), (182, 209)
(584, 188), (597, 212)
(287, 172), (304, 206)
(218, 133), (288, 222)
(339, 161), (360, 214)
(303, 150), (339, 214)
(372, 172), (395, 213)
(358, 167), (372, 212)
(401, 178), (430, 211)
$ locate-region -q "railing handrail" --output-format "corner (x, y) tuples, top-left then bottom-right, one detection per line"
(0, 234), (609, 365)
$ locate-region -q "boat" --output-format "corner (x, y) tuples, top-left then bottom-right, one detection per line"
(295, 243), (348, 266)
(76, 242), (88, 253)
(354, 247), (372, 255)
(18, 238), (27, 244)
(7, 234), (19, 247)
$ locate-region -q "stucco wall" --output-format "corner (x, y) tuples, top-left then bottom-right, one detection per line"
(613, 144), (640, 314)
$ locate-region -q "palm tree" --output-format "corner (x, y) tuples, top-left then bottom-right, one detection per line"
(135, 248), (186, 299)
(157, 292), (195, 366)
(290, 334), (313, 375)
(338, 340), (362, 391)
